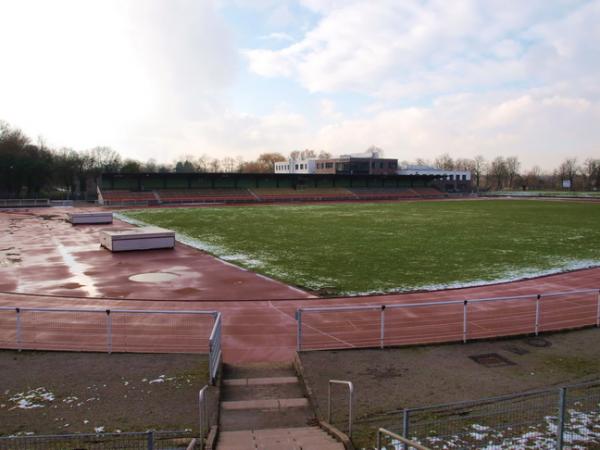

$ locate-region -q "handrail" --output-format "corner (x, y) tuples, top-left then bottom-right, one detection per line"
(208, 312), (222, 384)
(376, 428), (431, 450)
(328, 379), (354, 437)
(198, 385), (209, 450)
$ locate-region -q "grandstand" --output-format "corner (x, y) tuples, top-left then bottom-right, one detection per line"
(156, 189), (256, 203)
(98, 172), (446, 205)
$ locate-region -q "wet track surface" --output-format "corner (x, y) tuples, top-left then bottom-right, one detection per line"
(0, 207), (598, 363)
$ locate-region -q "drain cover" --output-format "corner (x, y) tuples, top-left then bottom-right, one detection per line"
(524, 337), (552, 348)
(503, 345), (530, 355)
(469, 353), (516, 368)
(129, 272), (179, 283)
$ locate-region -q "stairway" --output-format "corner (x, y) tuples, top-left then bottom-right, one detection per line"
(216, 364), (344, 450)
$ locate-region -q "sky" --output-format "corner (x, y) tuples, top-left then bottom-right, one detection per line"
(0, 0), (599, 170)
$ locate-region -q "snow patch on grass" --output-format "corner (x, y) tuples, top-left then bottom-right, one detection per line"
(8, 388), (55, 409)
(341, 259), (600, 296)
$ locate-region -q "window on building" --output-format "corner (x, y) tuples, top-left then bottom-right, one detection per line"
(380, 162), (384, 169)
(462, 174), (467, 181)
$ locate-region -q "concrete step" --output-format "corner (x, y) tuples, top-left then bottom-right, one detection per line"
(223, 376), (299, 387)
(222, 382), (305, 402)
(216, 426), (345, 450)
(223, 363), (296, 379)
(222, 397), (309, 411)
(219, 407), (315, 431)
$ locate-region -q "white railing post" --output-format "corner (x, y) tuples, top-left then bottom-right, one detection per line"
(16, 307), (22, 351)
(106, 309), (112, 354)
(380, 305), (385, 349)
(535, 294), (541, 336)
(462, 300), (468, 343)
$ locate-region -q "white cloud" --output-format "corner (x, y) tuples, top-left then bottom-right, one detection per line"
(260, 32), (295, 42)
(0, 0), (236, 151)
(246, 0), (600, 100)
(313, 89), (600, 170)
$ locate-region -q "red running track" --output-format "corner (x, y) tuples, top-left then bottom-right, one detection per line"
(0, 207), (599, 363)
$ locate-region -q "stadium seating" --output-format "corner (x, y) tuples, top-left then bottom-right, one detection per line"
(101, 190), (157, 205)
(251, 188), (356, 202)
(98, 186), (446, 205)
(412, 187), (447, 198)
(349, 187), (419, 199)
(157, 189), (255, 203)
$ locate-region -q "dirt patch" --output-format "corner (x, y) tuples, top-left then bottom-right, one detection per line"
(0, 351), (208, 436)
(299, 328), (600, 448)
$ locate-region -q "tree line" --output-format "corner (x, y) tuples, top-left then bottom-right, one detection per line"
(418, 153), (600, 192)
(1, 121), (598, 197)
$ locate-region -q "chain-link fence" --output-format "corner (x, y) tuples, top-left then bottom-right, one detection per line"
(0, 430), (195, 450)
(371, 380), (600, 449)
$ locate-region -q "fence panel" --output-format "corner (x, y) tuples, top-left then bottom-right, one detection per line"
(19, 309), (107, 352)
(385, 302), (463, 347)
(110, 311), (211, 354)
(299, 307), (381, 351)
(404, 389), (559, 449)
(563, 382), (600, 448)
(366, 381), (600, 449)
(0, 308), (16, 348)
(540, 291), (598, 333)
(467, 297), (537, 341)
(0, 430), (194, 450)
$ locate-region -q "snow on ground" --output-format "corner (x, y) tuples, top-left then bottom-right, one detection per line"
(386, 403), (600, 450)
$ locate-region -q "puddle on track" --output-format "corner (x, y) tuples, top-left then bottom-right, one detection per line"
(128, 272), (179, 283)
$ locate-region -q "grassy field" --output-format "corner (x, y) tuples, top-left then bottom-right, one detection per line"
(124, 199), (600, 295)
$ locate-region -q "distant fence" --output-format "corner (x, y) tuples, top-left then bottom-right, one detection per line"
(0, 430), (194, 450)
(0, 198), (50, 208)
(369, 380), (600, 450)
(296, 289), (600, 351)
(0, 307), (221, 384)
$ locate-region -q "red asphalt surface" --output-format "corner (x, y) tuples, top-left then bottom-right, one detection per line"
(0, 206), (599, 363)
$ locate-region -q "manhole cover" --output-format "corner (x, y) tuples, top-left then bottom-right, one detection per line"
(503, 345), (530, 355)
(524, 337), (552, 348)
(129, 272), (179, 283)
(469, 353), (516, 368)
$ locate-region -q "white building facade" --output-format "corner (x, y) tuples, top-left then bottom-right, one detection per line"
(397, 165), (471, 182)
(274, 159), (317, 174)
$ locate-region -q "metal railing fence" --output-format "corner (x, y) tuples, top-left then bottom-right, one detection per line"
(369, 380), (600, 450)
(0, 430), (194, 450)
(296, 289), (600, 351)
(0, 307), (221, 384)
(0, 198), (50, 208)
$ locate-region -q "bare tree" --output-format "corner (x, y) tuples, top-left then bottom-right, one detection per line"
(472, 155), (486, 192)
(505, 156), (521, 189)
(434, 153), (455, 170)
(557, 158), (578, 188)
(220, 156), (237, 173)
(582, 158), (600, 190)
(489, 156), (508, 190)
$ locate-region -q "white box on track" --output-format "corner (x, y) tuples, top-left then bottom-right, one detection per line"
(68, 212), (113, 224)
(100, 227), (175, 252)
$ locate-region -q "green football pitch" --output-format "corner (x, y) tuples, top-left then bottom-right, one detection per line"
(123, 200), (600, 295)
